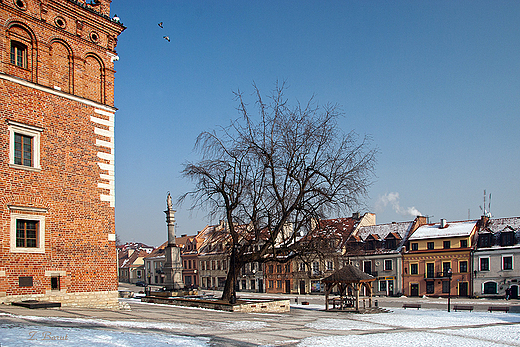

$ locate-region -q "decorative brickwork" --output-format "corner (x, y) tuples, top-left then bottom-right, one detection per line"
(0, 0), (124, 308)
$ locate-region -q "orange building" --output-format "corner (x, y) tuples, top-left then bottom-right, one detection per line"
(0, 0), (124, 307)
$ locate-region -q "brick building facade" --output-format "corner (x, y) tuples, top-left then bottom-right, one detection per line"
(0, 0), (124, 308)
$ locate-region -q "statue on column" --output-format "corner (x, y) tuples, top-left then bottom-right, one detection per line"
(167, 191), (173, 210)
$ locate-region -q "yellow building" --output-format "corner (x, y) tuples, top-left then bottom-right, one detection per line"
(403, 219), (478, 297)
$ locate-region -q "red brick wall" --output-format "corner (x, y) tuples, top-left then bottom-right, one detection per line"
(0, 0), (124, 300)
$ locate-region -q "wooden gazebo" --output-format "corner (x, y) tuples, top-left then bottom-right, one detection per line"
(322, 264), (376, 312)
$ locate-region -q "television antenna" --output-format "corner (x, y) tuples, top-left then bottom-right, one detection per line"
(479, 190), (492, 217)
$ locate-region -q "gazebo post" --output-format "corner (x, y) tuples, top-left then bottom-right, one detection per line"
(355, 283), (360, 311)
(325, 283), (331, 311)
(368, 282), (373, 307)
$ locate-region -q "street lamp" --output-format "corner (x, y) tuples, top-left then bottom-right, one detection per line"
(447, 268), (453, 312)
(230, 244), (237, 304)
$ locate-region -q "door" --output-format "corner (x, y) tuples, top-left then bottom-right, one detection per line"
(388, 280), (394, 296)
(511, 285), (519, 299)
(410, 283), (419, 297)
(258, 279), (263, 293)
(459, 282), (468, 297)
(285, 280), (291, 294)
(300, 280), (306, 294)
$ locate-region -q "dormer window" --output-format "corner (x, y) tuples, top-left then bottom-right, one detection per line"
(501, 232), (514, 246)
(479, 233), (492, 247)
(10, 41), (27, 68)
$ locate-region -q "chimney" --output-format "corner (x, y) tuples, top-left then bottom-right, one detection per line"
(440, 219), (447, 228)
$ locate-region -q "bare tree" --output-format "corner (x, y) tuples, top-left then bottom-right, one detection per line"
(180, 82), (377, 301)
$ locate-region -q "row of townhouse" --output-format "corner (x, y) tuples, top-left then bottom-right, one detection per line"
(119, 214), (520, 299)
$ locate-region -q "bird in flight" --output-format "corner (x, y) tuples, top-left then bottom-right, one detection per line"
(158, 22), (163, 28)
(163, 36), (170, 42)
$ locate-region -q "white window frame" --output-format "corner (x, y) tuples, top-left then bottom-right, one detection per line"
(502, 255), (513, 271)
(326, 261), (333, 271)
(8, 120), (43, 171)
(9, 207), (46, 254)
(479, 257), (490, 271)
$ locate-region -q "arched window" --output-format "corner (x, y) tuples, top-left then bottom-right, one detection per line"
(6, 23), (35, 81)
(483, 281), (497, 295)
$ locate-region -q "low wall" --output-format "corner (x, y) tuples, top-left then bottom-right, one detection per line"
(141, 296), (290, 313)
(0, 290), (119, 310)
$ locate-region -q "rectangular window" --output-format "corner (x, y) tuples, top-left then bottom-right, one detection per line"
(459, 260), (468, 273)
(10, 210), (46, 254)
(460, 239), (468, 248)
(299, 262), (305, 272)
(10, 41), (27, 68)
(14, 133), (32, 166)
(426, 281), (434, 294)
(312, 262), (320, 274)
(443, 241), (451, 249)
(379, 280), (386, 292)
(426, 263), (435, 278)
(427, 242), (434, 250)
(268, 265), (274, 274)
(326, 261), (333, 271)
(277, 280), (282, 289)
(285, 263), (290, 273)
(276, 264), (282, 273)
(501, 233), (514, 246)
(384, 259), (392, 271)
(479, 234), (491, 247)
(8, 121), (42, 170)
(442, 262), (451, 276)
(480, 257), (490, 271)
(503, 256), (513, 270)
(410, 263), (418, 275)
(16, 219), (38, 248)
(411, 243), (418, 251)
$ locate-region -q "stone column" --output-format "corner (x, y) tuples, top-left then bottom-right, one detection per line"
(163, 193), (184, 290)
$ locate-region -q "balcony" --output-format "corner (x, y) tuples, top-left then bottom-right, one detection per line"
(424, 271), (451, 279)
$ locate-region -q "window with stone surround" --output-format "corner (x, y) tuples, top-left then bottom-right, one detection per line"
(9, 206), (46, 254)
(8, 120), (42, 171)
(503, 255), (513, 270)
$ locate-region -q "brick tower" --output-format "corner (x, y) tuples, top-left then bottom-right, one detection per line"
(0, 0), (125, 308)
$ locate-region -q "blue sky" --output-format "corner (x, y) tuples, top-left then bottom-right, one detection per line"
(111, 1), (520, 246)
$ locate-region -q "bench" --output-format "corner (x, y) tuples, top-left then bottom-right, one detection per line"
(488, 306), (510, 313)
(402, 303), (421, 309)
(453, 305), (474, 312)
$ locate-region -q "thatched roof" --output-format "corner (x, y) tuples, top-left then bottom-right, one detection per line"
(321, 264), (375, 283)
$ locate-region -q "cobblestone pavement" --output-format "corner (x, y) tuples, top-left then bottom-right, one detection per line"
(0, 291), (519, 346)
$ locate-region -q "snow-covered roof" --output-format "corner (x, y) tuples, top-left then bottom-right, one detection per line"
(484, 216), (520, 233)
(409, 220), (477, 240)
(356, 221), (413, 241)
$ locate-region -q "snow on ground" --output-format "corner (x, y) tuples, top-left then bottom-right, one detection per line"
(298, 331), (513, 347)
(0, 324), (210, 347)
(0, 306), (519, 346)
(300, 308), (520, 347)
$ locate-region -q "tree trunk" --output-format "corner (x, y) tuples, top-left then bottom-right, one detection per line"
(221, 245), (239, 303)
